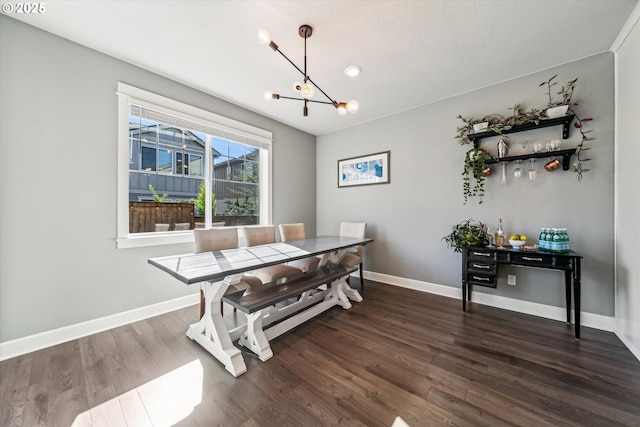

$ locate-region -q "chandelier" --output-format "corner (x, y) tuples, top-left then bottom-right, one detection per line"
(257, 25), (359, 117)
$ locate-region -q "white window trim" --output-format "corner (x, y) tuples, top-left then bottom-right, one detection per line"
(116, 83), (272, 249)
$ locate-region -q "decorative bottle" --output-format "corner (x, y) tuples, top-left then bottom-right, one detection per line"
(495, 218), (506, 248)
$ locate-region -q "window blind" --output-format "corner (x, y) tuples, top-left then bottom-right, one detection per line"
(129, 102), (271, 150)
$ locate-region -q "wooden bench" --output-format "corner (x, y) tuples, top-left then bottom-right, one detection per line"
(223, 264), (356, 313)
(222, 263), (357, 361)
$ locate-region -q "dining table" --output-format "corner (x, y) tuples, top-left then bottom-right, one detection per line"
(148, 235), (373, 376)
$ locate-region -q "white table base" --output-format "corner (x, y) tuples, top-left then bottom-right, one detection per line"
(238, 276), (360, 361)
(185, 248), (363, 376)
(186, 280), (247, 377)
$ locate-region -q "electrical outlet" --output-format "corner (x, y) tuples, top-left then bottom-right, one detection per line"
(507, 275), (516, 286)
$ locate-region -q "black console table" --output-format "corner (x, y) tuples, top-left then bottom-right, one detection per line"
(461, 246), (582, 339)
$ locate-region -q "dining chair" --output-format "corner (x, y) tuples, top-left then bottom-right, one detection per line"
(194, 227), (245, 316)
(241, 225), (302, 285)
(154, 223), (170, 232)
(278, 223), (320, 272)
(339, 222), (367, 294)
(174, 222), (191, 230)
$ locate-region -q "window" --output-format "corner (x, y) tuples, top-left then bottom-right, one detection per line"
(117, 83), (272, 248)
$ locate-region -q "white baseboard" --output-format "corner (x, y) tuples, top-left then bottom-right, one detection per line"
(0, 293), (200, 362)
(616, 331), (640, 362)
(364, 271), (617, 332)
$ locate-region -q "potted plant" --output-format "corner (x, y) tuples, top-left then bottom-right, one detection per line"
(462, 148), (492, 204)
(442, 219), (489, 253)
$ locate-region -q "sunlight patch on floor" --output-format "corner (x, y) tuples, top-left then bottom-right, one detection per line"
(72, 360), (204, 427)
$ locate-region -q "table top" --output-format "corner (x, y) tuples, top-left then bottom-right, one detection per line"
(148, 235), (373, 284)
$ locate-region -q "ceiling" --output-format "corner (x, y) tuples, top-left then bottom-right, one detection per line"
(8, 0), (638, 136)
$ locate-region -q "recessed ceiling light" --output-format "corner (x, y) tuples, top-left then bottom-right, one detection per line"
(344, 65), (362, 77)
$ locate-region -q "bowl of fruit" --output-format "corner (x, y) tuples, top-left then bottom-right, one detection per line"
(509, 234), (527, 248)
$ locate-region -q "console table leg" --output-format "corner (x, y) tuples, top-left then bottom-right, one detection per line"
(564, 270), (572, 324)
(462, 280), (467, 311)
(574, 258), (581, 340)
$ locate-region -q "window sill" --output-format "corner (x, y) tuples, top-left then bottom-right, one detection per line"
(116, 231), (195, 249)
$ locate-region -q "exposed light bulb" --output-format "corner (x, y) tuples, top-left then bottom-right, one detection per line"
(336, 103), (348, 116)
(263, 91), (274, 101)
(347, 100), (359, 114)
(299, 83), (315, 99)
(257, 29), (271, 46)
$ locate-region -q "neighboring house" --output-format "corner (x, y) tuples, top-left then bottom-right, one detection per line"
(128, 123), (214, 202)
(128, 121), (259, 215)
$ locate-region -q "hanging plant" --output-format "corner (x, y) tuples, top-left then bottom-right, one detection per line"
(462, 148), (491, 204)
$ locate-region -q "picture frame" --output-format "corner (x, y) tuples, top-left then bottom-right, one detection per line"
(337, 151), (390, 188)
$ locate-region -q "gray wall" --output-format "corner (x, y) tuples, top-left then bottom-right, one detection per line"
(616, 16), (640, 353)
(0, 16), (316, 342)
(317, 53), (615, 318)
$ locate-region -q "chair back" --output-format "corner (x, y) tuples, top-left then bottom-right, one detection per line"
(242, 225), (277, 246)
(155, 223), (170, 232)
(194, 227), (239, 253)
(340, 222), (367, 257)
(174, 222), (191, 230)
(279, 223), (306, 242)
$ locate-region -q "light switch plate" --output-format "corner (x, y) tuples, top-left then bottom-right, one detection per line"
(507, 275), (516, 286)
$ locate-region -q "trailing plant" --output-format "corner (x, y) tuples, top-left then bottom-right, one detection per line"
(442, 218), (489, 253)
(455, 75), (593, 181)
(462, 148), (495, 204)
(148, 184), (168, 202)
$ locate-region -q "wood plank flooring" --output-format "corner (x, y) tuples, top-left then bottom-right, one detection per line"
(1, 280), (639, 427)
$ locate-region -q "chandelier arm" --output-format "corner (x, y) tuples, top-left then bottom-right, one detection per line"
(276, 95), (335, 105)
(305, 77), (339, 106)
(273, 46), (338, 106)
(275, 49), (306, 80)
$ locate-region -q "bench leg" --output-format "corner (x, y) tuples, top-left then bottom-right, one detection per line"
(332, 275), (362, 306)
(186, 281), (247, 377)
(239, 310), (274, 362)
(330, 277), (354, 309)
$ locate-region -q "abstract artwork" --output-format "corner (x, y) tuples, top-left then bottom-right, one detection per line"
(338, 151), (390, 187)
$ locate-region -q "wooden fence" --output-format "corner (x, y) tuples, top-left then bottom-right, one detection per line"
(129, 202), (194, 233)
(129, 202), (259, 233)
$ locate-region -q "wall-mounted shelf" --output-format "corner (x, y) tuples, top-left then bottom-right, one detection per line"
(469, 115), (575, 148)
(485, 148), (577, 171)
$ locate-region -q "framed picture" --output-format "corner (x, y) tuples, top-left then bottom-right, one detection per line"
(338, 151), (390, 188)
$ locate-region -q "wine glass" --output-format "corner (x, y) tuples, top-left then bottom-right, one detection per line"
(528, 158), (537, 181)
(532, 142), (544, 154)
(513, 159), (523, 179)
(501, 161), (508, 185)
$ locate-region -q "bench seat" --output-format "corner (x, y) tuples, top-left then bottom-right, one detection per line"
(223, 263), (358, 362)
(223, 264), (357, 314)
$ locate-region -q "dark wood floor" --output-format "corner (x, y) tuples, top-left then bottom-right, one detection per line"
(2, 280), (640, 427)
